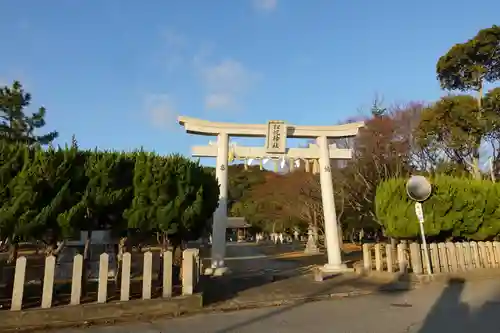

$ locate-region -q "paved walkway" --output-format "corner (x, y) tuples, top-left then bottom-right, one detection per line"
(221, 243), (305, 276)
(43, 278), (500, 333)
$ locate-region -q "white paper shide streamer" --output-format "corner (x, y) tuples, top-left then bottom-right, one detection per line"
(280, 156), (286, 169)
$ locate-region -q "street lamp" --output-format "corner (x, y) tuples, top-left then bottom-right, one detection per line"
(406, 175), (432, 275)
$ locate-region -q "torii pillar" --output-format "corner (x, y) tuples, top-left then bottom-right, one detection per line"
(178, 117), (364, 275)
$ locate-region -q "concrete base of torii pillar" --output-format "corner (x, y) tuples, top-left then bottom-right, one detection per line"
(204, 266), (230, 276)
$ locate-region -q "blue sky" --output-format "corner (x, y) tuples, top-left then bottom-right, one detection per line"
(1, 0), (499, 163)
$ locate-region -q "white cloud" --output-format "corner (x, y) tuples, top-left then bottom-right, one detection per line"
(200, 59), (258, 111)
(161, 29), (188, 72)
(205, 93), (236, 110)
(253, 0), (278, 12)
(144, 94), (178, 128)
(156, 29), (260, 113)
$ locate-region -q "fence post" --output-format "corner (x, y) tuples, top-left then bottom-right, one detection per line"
(182, 249), (194, 295)
(374, 244), (382, 271)
(397, 243), (407, 272)
(11, 256), (27, 311)
(486, 242), (495, 268)
(120, 252), (131, 301)
(429, 243), (440, 273)
(462, 242), (474, 269)
(470, 241), (480, 269)
(438, 243), (448, 272)
(362, 244), (372, 272)
(409, 242), (422, 274)
(493, 242), (500, 268)
(70, 254), (83, 305)
(41, 255), (56, 309)
(455, 243), (466, 271)
(142, 251), (153, 300)
(97, 253), (109, 304)
(162, 250), (173, 298)
(446, 242), (458, 272)
(478, 242), (488, 268)
(193, 248), (200, 286)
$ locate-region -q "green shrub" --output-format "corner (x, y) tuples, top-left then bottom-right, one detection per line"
(0, 141), (220, 251)
(375, 176), (500, 240)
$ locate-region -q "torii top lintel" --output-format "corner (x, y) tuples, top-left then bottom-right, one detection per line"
(178, 116), (364, 138)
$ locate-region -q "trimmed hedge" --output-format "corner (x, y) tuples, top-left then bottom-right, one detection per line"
(375, 176), (500, 240)
(0, 141), (220, 246)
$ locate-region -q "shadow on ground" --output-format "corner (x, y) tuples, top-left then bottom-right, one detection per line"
(418, 278), (500, 332)
(206, 272), (414, 333)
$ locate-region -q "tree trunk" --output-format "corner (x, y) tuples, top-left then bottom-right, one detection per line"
(5, 242), (19, 295)
(158, 233), (169, 283)
(82, 230), (92, 296)
(7, 242), (19, 264)
(44, 240), (66, 257)
(115, 236), (128, 287)
(337, 224), (344, 249)
(350, 228), (356, 244)
(0, 237), (10, 253)
(472, 81), (483, 180)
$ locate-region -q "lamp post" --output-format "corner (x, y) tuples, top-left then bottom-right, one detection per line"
(406, 175), (433, 275)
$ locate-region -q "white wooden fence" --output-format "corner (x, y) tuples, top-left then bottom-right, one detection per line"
(6, 248), (201, 311)
(362, 241), (500, 275)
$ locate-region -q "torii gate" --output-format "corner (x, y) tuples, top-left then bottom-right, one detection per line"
(178, 116), (364, 275)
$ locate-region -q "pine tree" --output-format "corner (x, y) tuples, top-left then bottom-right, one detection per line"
(0, 81), (58, 145)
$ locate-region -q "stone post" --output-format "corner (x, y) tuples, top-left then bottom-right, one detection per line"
(182, 250), (194, 295)
(11, 257), (27, 311)
(397, 242), (408, 273)
(70, 254), (83, 305)
(317, 136), (346, 272)
(374, 244), (382, 271)
(97, 253), (109, 304)
(162, 250), (173, 298)
(409, 243), (423, 274)
(362, 244), (372, 272)
(41, 256), (56, 309)
(120, 252), (131, 301)
(142, 251), (152, 300)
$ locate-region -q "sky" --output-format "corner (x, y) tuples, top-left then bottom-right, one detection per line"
(0, 0), (499, 164)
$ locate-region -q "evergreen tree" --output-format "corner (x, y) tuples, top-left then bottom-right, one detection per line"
(0, 145), (38, 262)
(0, 81), (58, 145)
(71, 151), (133, 258)
(32, 145), (84, 255)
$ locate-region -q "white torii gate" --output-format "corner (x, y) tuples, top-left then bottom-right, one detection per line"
(178, 116), (364, 275)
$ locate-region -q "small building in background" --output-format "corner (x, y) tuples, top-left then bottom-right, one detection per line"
(226, 217), (251, 242)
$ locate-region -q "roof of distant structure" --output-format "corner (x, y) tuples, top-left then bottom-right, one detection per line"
(227, 217), (251, 229)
